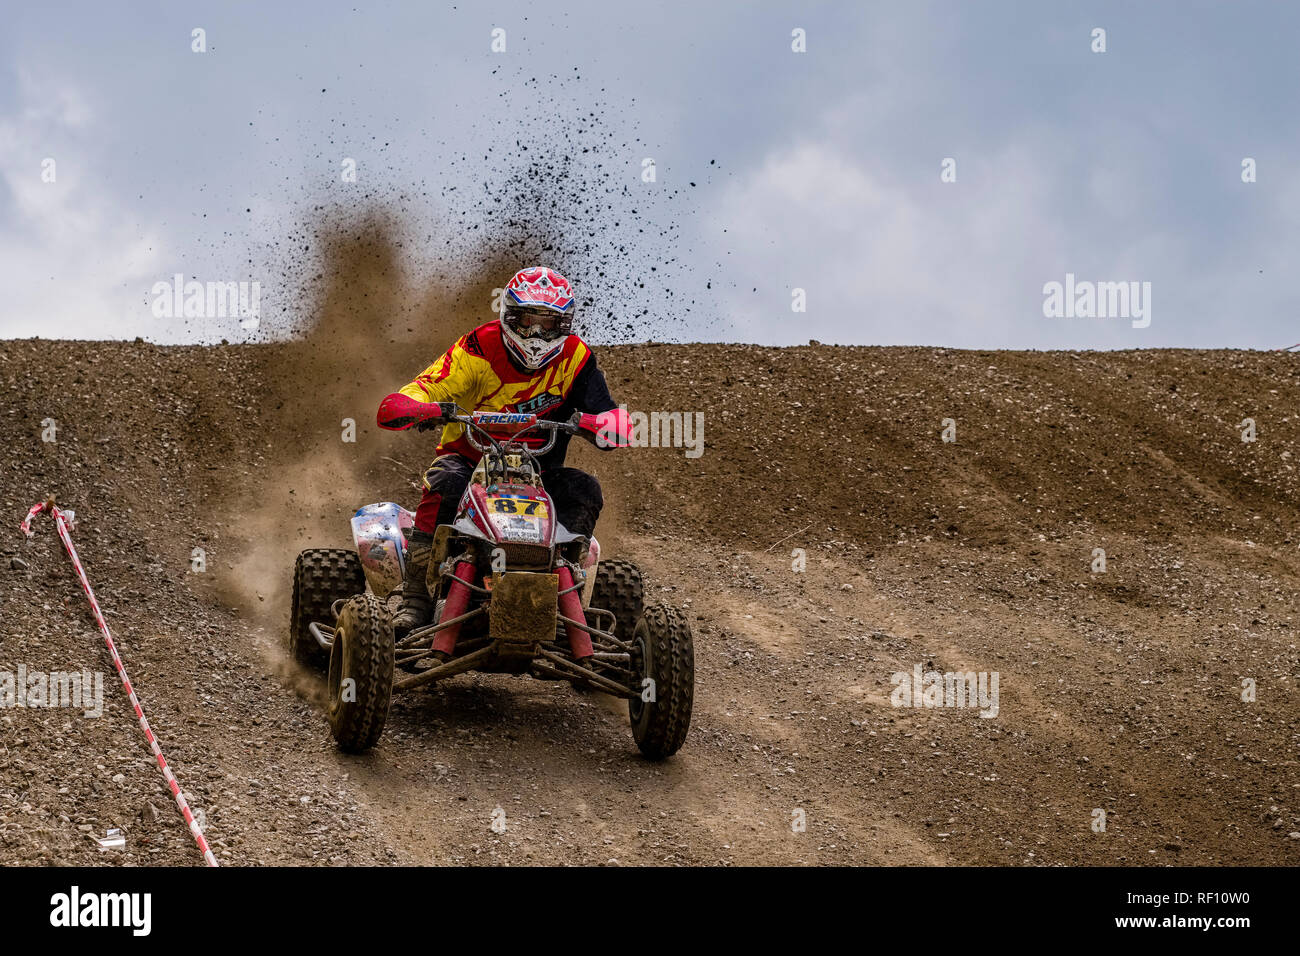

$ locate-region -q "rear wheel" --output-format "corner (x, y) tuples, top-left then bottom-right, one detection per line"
(327, 593), (394, 753)
(629, 603), (694, 759)
(289, 548), (366, 669)
(590, 558), (644, 642)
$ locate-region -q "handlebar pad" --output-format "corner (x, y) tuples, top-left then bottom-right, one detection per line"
(574, 408), (631, 449)
(470, 411), (538, 434)
(376, 393), (449, 431)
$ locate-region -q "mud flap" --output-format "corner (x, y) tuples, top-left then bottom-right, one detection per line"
(489, 572), (558, 649)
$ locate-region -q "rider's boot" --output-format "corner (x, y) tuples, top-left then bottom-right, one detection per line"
(393, 529), (435, 637)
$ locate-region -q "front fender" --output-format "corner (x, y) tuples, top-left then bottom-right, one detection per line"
(350, 502), (414, 597)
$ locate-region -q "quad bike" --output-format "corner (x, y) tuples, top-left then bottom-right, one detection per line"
(287, 409), (694, 759)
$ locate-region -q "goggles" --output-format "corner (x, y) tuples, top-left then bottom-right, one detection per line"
(503, 304), (572, 341)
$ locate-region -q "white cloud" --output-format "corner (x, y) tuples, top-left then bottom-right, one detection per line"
(708, 136), (1075, 347)
(0, 69), (164, 340)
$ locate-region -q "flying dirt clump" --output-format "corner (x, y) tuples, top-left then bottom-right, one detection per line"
(215, 61), (724, 619)
(211, 208), (492, 618)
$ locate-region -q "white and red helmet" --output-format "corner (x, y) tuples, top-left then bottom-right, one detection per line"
(499, 266), (576, 369)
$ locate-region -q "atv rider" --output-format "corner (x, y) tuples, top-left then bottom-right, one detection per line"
(376, 266), (630, 635)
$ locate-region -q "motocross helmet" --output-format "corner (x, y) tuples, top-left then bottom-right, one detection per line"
(500, 266), (575, 370)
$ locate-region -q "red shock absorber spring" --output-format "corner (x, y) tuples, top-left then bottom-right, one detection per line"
(432, 560), (477, 656)
(555, 565), (593, 660)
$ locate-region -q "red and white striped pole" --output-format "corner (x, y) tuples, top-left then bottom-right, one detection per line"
(21, 497), (219, 867)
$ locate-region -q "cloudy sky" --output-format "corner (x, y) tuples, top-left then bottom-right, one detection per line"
(2, 1), (1298, 349)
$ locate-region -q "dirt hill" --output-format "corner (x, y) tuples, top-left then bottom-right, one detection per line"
(2, 336), (1298, 865)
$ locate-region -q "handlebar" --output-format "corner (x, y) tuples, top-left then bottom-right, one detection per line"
(444, 407), (579, 461)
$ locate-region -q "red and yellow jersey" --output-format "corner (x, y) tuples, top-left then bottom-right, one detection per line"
(396, 321), (610, 463)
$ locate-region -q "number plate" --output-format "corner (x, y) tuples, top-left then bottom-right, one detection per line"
(485, 494), (548, 542)
(487, 495), (549, 518)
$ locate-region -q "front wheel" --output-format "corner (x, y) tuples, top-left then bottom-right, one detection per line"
(327, 593), (394, 753)
(629, 603), (694, 759)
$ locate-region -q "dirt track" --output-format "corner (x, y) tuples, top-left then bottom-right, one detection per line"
(2, 337), (1299, 866)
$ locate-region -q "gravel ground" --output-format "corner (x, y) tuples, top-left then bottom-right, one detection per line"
(2, 335), (1298, 866)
